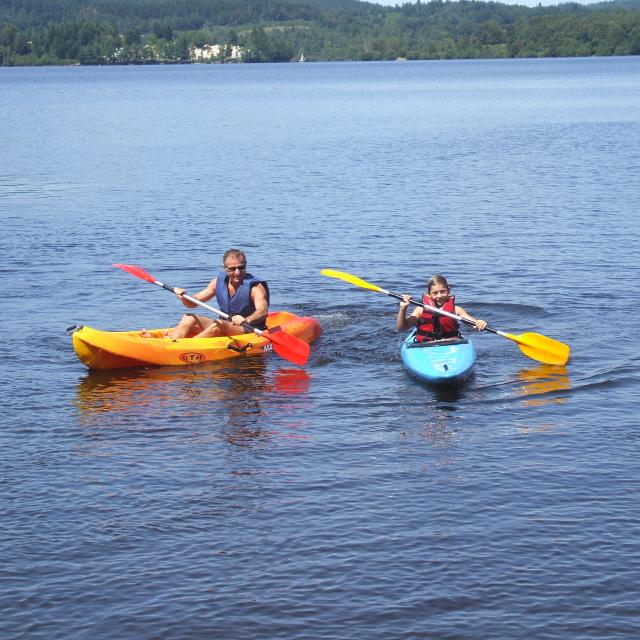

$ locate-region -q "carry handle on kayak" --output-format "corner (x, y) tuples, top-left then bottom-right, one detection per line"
(113, 263), (311, 366)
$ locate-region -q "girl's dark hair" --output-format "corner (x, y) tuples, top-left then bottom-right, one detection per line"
(427, 275), (450, 293)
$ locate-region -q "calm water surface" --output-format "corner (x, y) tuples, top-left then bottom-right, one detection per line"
(2, 58), (640, 639)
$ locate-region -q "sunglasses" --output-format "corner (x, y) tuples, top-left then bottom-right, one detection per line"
(224, 264), (246, 272)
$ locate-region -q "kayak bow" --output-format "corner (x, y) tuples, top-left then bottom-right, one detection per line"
(401, 331), (476, 384)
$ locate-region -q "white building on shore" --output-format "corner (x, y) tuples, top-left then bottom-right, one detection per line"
(189, 44), (244, 61)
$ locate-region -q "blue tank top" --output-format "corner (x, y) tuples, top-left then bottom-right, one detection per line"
(215, 271), (269, 328)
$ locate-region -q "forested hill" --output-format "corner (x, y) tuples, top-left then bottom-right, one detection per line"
(0, 0), (376, 28)
(1, 0), (640, 65)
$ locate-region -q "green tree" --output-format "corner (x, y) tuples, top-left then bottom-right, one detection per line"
(152, 21), (172, 41)
(124, 28), (141, 46)
(244, 27), (271, 62)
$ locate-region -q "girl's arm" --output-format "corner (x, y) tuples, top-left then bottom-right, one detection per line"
(397, 295), (421, 332)
(455, 305), (487, 331)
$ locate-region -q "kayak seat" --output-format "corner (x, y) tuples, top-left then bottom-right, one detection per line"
(406, 337), (470, 349)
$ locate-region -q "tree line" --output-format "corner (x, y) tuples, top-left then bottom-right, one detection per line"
(1, 0), (640, 66)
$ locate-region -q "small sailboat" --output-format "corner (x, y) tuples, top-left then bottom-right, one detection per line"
(299, 50), (305, 63)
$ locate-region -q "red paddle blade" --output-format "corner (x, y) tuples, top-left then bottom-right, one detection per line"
(265, 327), (311, 366)
(113, 263), (156, 284)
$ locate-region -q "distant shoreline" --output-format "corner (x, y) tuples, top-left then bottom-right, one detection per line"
(2, 0), (639, 68)
(3, 53), (640, 69)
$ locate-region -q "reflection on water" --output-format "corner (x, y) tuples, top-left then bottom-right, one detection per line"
(397, 386), (466, 451)
(433, 382), (465, 406)
(74, 358), (312, 445)
(75, 359), (268, 414)
(517, 363), (571, 407)
(273, 368), (311, 395)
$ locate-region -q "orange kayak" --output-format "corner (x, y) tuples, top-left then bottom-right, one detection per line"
(71, 311), (321, 370)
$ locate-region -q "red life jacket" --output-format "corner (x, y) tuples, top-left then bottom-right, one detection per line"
(415, 295), (460, 342)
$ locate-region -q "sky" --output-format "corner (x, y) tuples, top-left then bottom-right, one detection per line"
(370, 0), (600, 6)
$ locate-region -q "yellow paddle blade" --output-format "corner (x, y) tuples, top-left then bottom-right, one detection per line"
(503, 332), (570, 366)
(320, 269), (383, 293)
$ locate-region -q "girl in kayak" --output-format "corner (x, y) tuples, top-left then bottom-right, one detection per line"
(396, 275), (487, 342)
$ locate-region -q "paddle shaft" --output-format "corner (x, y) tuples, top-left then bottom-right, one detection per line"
(381, 287), (502, 335)
(152, 278), (266, 336)
(113, 263), (311, 366)
(320, 269), (570, 365)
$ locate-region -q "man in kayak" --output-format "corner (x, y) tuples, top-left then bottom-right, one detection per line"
(396, 275), (487, 341)
(162, 249), (269, 340)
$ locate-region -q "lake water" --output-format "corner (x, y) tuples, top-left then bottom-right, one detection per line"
(2, 57), (639, 639)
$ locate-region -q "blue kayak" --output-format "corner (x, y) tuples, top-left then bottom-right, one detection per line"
(401, 331), (476, 384)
